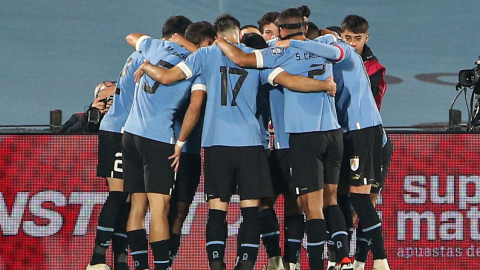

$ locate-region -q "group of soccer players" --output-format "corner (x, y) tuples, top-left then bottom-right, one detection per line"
(85, 5), (392, 270)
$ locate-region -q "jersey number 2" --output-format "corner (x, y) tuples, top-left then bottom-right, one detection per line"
(220, 66), (248, 106)
(308, 64), (326, 78)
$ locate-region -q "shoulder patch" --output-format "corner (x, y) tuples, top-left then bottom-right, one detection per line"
(270, 47), (285, 56)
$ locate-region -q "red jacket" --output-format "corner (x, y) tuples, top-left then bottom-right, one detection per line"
(362, 45), (387, 111)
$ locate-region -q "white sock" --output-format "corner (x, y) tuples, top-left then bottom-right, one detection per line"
(268, 256), (284, 270)
(353, 260), (365, 269)
(286, 262), (296, 270)
(373, 259), (390, 270)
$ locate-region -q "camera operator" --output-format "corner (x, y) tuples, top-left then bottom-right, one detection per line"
(59, 81), (116, 133)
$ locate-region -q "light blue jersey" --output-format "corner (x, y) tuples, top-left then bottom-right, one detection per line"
(269, 86), (289, 149)
(255, 45), (340, 133)
(124, 38), (200, 144)
(100, 51), (144, 133)
(177, 44), (269, 147)
(313, 34), (338, 46)
(290, 38), (383, 132)
(265, 38), (290, 149)
(266, 38), (279, 47)
(265, 37), (290, 148)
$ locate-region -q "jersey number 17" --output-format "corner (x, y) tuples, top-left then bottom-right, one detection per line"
(220, 66), (248, 106)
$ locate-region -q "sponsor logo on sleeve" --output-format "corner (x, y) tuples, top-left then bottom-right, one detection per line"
(271, 47), (285, 56)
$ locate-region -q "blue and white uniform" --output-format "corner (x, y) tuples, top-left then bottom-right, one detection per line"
(255, 46), (339, 133)
(290, 37), (383, 131)
(253, 42), (343, 194)
(97, 51), (144, 179)
(288, 37), (384, 187)
(100, 51), (144, 133)
(122, 36), (205, 195)
(178, 44), (270, 147)
(124, 37), (203, 144)
(176, 43), (274, 202)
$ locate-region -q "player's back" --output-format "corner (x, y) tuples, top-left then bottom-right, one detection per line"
(124, 39), (193, 144)
(100, 51), (143, 133)
(322, 39), (382, 131)
(182, 44), (264, 147)
(258, 45), (340, 133)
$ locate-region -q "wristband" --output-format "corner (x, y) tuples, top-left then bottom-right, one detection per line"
(176, 140), (186, 147)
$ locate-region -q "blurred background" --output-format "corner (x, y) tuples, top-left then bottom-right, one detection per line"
(1, 0), (479, 127)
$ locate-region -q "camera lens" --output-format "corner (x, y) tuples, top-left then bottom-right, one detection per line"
(459, 69), (479, 87)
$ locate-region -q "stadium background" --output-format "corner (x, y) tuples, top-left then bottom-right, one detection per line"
(1, 133), (479, 269)
(0, 0), (479, 127)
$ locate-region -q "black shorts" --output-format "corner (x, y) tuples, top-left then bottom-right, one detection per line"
(371, 133), (393, 193)
(203, 146), (273, 202)
(170, 152), (201, 204)
(122, 132), (175, 194)
(268, 148), (291, 195)
(97, 130), (124, 179)
(340, 125), (383, 187)
(289, 129), (343, 195)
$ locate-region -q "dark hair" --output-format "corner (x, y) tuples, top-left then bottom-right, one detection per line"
(306, 21), (320, 39)
(162, 15), (192, 39)
(185, 21), (215, 46)
(341, 14), (369, 34)
(213, 14), (241, 35)
(326, 26), (342, 36)
(240, 24), (260, 32)
(241, 33), (268, 49)
(277, 8), (305, 30)
(257, 11), (280, 32)
(298, 5), (310, 18)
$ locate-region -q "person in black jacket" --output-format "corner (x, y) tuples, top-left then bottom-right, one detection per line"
(59, 81), (116, 133)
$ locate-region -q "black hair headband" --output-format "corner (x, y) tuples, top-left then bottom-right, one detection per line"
(277, 22), (305, 29)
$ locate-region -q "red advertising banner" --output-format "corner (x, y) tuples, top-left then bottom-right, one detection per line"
(0, 134), (479, 269)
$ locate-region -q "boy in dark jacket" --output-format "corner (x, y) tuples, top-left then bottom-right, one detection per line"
(341, 14), (392, 270)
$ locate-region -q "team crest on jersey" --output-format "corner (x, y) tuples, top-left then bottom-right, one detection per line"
(350, 156), (359, 171)
(271, 47), (285, 56)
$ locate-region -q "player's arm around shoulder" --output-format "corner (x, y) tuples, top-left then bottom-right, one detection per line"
(170, 33), (198, 53)
(170, 83), (206, 171)
(274, 71), (336, 96)
(288, 39), (344, 62)
(126, 33), (151, 51)
(140, 59), (187, 85)
(215, 38), (257, 67)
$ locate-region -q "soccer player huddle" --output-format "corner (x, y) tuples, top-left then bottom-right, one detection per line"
(86, 5), (392, 270)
